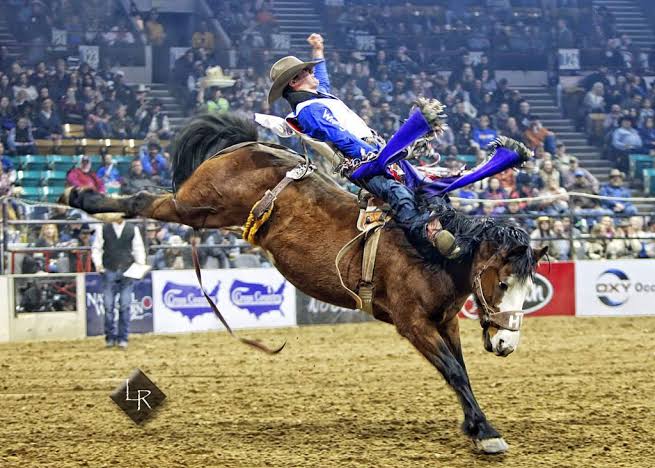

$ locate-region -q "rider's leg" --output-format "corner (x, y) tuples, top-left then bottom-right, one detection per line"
(361, 175), (461, 258)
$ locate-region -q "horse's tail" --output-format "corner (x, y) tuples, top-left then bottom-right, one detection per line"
(171, 112), (258, 192)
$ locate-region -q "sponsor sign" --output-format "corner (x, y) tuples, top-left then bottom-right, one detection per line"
(79, 45), (100, 70)
(296, 292), (373, 325)
(86, 273), (154, 336)
(460, 261), (575, 319)
(558, 48), (580, 71)
(576, 260), (655, 316)
(152, 269), (296, 333)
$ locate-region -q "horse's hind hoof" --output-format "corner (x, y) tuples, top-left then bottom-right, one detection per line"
(474, 437), (509, 454)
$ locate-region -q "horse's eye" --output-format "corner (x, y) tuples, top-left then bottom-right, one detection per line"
(498, 282), (509, 291)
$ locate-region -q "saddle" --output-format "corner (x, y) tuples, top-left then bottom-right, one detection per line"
(335, 191), (389, 315)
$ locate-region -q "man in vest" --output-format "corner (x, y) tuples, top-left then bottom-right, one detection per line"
(92, 220), (146, 349)
(268, 34), (461, 258)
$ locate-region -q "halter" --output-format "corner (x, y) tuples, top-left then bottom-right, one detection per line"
(472, 254), (525, 332)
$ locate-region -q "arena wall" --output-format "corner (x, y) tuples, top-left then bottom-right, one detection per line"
(1, 262), (654, 343)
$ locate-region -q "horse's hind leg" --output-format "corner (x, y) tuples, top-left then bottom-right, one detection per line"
(395, 313), (508, 454)
(62, 187), (222, 229)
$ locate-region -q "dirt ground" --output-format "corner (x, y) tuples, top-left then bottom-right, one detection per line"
(1, 316), (654, 468)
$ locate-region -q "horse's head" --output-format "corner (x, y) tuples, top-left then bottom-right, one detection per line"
(471, 239), (548, 357)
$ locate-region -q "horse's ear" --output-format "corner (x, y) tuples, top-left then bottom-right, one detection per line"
(534, 245), (549, 262)
(505, 245), (528, 259)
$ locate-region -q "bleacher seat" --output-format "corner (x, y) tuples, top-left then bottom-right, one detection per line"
(644, 168), (655, 195)
(457, 154), (477, 168)
(629, 154), (654, 181)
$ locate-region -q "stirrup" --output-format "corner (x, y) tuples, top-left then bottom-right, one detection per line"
(432, 230), (462, 259)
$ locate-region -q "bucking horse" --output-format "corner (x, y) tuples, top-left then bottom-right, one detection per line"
(61, 113), (547, 454)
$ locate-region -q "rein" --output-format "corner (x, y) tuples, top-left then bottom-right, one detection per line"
(171, 158), (315, 354)
(472, 255), (524, 332)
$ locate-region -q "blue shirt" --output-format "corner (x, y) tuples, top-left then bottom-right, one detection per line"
(293, 60), (377, 159)
(472, 128), (498, 148)
(599, 184), (635, 211)
(97, 165), (122, 184)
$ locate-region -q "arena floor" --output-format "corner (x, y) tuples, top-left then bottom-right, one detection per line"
(1, 316), (654, 468)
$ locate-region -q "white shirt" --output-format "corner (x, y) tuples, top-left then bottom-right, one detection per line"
(91, 222), (146, 271)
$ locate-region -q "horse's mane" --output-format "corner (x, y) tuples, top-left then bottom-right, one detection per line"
(171, 113), (259, 191)
(435, 204), (537, 281)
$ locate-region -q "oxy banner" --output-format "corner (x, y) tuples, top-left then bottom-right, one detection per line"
(460, 261), (575, 320)
(152, 268), (296, 333)
(576, 260), (655, 316)
(86, 273), (154, 336)
(296, 291), (373, 325)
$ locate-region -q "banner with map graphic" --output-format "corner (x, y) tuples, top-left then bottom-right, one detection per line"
(151, 269), (296, 333)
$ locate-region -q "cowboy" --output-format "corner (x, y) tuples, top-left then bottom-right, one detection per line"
(267, 33), (461, 258)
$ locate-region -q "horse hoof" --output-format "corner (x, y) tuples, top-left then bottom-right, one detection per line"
(474, 437), (509, 454)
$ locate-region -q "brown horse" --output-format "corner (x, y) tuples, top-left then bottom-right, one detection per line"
(62, 113), (546, 454)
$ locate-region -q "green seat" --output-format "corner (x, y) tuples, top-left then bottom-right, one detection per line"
(16, 170), (44, 183)
(644, 168), (655, 195)
(457, 154), (477, 168)
(629, 154), (654, 180)
(19, 186), (41, 198)
(42, 170), (68, 182)
(17, 155), (49, 170)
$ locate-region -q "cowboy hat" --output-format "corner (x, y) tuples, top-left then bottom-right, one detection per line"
(202, 66), (235, 89)
(267, 56), (321, 105)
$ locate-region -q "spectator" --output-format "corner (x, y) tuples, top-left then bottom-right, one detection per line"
(121, 158), (153, 194)
(205, 88), (230, 114)
(192, 20), (215, 53)
(34, 98), (63, 145)
(562, 157), (599, 192)
(583, 82), (606, 114)
(503, 117), (524, 142)
(110, 104), (134, 139)
(493, 102), (511, 134)
(455, 122), (478, 154)
(638, 117), (655, 153)
(0, 141), (16, 183)
(599, 169), (637, 216)
(146, 9), (166, 46)
(147, 100), (171, 139)
(140, 142), (171, 186)
(539, 160), (561, 189)
(85, 104), (111, 139)
(568, 171), (607, 215)
(586, 223), (610, 260)
(530, 216), (559, 259)
(472, 114), (497, 149)
(7, 117), (36, 155)
(611, 117), (642, 172)
(67, 156), (105, 193)
(610, 218), (643, 259)
(153, 235), (191, 269)
(96, 152), (122, 189)
(523, 117), (556, 154)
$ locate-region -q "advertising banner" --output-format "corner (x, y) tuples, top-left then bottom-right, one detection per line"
(86, 273), (154, 336)
(152, 268), (296, 333)
(296, 292), (373, 325)
(460, 261), (575, 320)
(575, 260), (655, 316)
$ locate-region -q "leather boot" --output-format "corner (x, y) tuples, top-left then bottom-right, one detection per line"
(426, 217), (462, 259)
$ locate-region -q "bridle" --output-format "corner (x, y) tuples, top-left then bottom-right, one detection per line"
(472, 254), (525, 332)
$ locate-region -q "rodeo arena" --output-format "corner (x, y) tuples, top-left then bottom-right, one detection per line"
(3, 0), (655, 466)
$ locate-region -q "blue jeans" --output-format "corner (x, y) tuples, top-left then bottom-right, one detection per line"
(103, 270), (134, 343)
(361, 175), (431, 244)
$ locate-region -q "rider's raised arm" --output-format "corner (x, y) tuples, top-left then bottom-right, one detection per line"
(308, 33), (330, 94)
(298, 102), (376, 158)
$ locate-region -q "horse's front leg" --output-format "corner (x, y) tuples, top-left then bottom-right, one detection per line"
(396, 313), (508, 454)
(436, 315), (506, 452)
